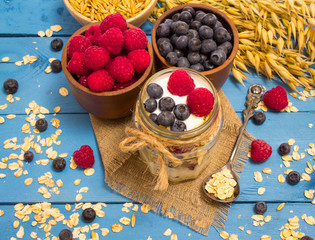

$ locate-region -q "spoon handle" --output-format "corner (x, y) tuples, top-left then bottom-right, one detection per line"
(228, 84), (265, 166)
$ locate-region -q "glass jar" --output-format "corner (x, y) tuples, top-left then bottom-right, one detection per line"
(133, 68), (223, 182)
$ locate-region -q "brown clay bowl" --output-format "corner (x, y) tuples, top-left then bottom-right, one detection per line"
(151, 4), (239, 90)
(61, 23), (154, 119)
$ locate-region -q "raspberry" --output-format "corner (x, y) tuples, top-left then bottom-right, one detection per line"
(67, 52), (90, 76)
(73, 145), (95, 169)
(187, 88), (214, 117)
(67, 35), (91, 58)
(79, 76), (88, 88)
(263, 86), (288, 111)
(124, 28), (148, 51)
(250, 139), (272, 162)
(127, 49), (150, 74)
(99, 28), (124, 55)
(167, 69), (195, 96)
(107, 56), (134, 83)
(84, 46), (110, 71)
(100, 13), (127, 33)
(87, 70), (114, 92)
(85, 25), (102, 45)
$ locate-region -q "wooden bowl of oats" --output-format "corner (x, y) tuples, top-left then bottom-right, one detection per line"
(64, 0), (158, 27)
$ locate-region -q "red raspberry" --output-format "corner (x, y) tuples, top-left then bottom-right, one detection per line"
(85, 25), (102, 45)
(127, 49), (150, 74)
(67, 35), (91, 58)
(79, 76), (88, 88)
(87, 70), (114, 92)
(167, 69), (195, 96)
(263, 86), (288, 111)
(187, 88), (214, 117)
(100, 13), (127, 33)
(67, 52), (91, 76)
(124, 28), (147, 51)
(251, 139), (272, 162)
(107, 56), (134, 83)
(99, 28), (124, 55)
(73, 145), (95, 168)
(84, 46), (110, 71)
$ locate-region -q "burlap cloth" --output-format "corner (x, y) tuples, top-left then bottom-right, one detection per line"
(90, 90), (254, 236)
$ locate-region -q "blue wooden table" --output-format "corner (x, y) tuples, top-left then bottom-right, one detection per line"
(0, 1), (314, 239)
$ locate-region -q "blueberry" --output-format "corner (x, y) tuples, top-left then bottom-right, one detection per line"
(218, 41), (233, 55)
(172, 13), (180, 22)
(252, 111), (266, 125)
(201, 13), (217, 28)
(174, 21), (189, 35)
(24, 151), (34, 162)
(210, 49), (227, 66)
(149, 113), (158, 124)
(187, 29), (199, 40)
(195, 12), (206, 22)
(156, 23), (171, 38)
(177, 57), (190, 68)
(254, 201), (267, 214)
(200, 54), (207, 63)
(187, 52), (201, 65)
(190, 63), (204, 72)
(179, 11), (192, 24)
(182, 6), (195, 17)
(157, 111), (175, 127)
(175, 35), (188, 50)
(174, 49), (184, 58)
(199, 25), (213, 40)
(157, 37), (170, 48)
(203, 60), (215, 71)
(214, 27), (232, 44)
(286, 171), (300, 185)
(174, 104), (190, 120)
(3, 78), (18, 94)
(51, 38), (63, 51)
(159, 97), (175, 111)
(171, 121), (187, 131)
(213, 20), (223, 31)
(188, 38), (201, 52)
(35, 118), (48, 132)
(147, 83), (163, 99)
(163, 18), (173, 27)
(52, 157), (66, 172)
(189, 20), (202, 31)
(51, 59), (62, 73)
(144, 98), (157, 112)
(301, 236), (313, 240)
(278, 143), (291, 156)
(170, 34), (179, 46)
(200, 39), (217, 54)
(170, 21), (177, 33)
(82, 208), (96, 223)
(166, 52), (178, 66)
(158, 41), (173, 57)
(59, 229), (73, 240)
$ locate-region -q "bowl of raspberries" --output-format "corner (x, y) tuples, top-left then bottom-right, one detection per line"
(61, 13), (153, 119)
(152, 4), (239, 90)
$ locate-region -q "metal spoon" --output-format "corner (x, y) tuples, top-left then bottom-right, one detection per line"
(202, 84), (265, 203)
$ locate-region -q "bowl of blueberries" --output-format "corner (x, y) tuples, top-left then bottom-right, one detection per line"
(152, 4), (239, 90)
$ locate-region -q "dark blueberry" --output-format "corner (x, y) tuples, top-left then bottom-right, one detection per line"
(175, 35), (188, 50)
(214, 27), (232, 44)
(170, 34), (179, 46)
(59, 229), (73, 240)
(254, 201), (267, 215)
(171, 121), (187, 132)
(179, 11), (192, 24)
(174, 104), (190, 120)
(203, 60), (215, 71)
(82, 208), (96, 223)
(190, 63), (204, 72)
(51, 38), (64, 51)
(301, 236), (313, 240)
(52, 157), (66, 172)
(144, 98), (157, 112)
(163, 18), (173, 27)
(174, 49), (184, 58)
(194, 12), (206, 22)
(3, 79), (18, 94)
(158, 41), (173, 57)
(187, 29), (199, 40)
(182, 6), (195, 17)
(149, 113), (158, 124)
(286, 171), (300, 185)
(188, 38), (201, 52)
(156, 23), (171, 38)
(172, 13), (180, 22)
(24, 151), (34, 162)
(252, 111), (266, 125)
(201, 13), (217, 28)
(174, 21), (189, 35)
(157, 111), (175, 127)
(170, 21), (177, 33)
(35, 118), (48, 132)
(187, 52), (201, 65)
(159, 97), (175, 111)
(210, 49), (227, 66)
(218, 41), (233, 55)
(200, 54), (207, 63)
(51, 59), (62, 73)
(200, 39), (217, 54)
(177, 57), (190, 68)
(166, 52), (178, 66)
(147, 83), (163, 99)
(213, 20), (223, 31)
(157, 37), (170, 47)
(278, 143), (291, 156)
(199, 25), (214, 40)
(189, 20), (202, 31)
(195, 10), (205, 16)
